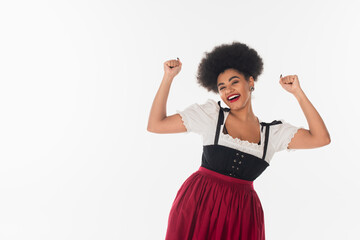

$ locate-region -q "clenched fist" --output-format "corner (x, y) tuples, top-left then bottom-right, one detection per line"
(164, 58), (182, 79)
(279, 74), (302, 94)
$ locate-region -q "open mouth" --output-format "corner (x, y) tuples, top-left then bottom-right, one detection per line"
(227, 94), (240, 102)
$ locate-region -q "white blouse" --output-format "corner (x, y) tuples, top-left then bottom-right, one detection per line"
(176, 98), (304, 164)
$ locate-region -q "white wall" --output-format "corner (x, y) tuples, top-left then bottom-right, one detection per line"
(0, 0), (359, 239)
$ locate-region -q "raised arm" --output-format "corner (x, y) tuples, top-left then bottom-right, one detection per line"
(147, 58), (187, 134)
(279, 74), (331, 150)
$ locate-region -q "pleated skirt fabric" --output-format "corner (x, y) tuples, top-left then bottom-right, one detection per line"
(165, 166), (265, 240)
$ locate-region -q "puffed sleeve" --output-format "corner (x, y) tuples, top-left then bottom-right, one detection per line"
(271, 119), (305, 152)
(176, 98), (219, 136)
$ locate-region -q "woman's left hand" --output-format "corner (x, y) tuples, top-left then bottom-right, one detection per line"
(279, 74), (302, 94)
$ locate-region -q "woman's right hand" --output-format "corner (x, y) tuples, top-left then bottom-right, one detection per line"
(163, 58), (182, 79)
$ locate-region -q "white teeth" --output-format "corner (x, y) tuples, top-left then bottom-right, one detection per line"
(228, 95), (240, 100)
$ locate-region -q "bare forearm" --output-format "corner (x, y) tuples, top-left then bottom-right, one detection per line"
(293, 89), (331, 141)
(147, 75), (174, 129)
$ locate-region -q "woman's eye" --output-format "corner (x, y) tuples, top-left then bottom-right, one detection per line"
(220, 81), (238, 90)
(220, 81), (238, 89)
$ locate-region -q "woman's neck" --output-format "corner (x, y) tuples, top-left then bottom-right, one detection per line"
(229, 102), (257, 122)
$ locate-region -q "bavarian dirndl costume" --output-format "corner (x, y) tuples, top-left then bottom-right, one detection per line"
(165, 99), (302, 240)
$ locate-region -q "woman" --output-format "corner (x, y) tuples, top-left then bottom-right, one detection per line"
(147, 41), (331, 240)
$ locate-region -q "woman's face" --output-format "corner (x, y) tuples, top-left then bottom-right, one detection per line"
(217, 68), (255, 109)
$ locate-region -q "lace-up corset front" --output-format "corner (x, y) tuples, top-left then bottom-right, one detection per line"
(201, 101), (282, 181)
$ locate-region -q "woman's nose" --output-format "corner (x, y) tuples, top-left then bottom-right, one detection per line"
(225, 87), (234, 94)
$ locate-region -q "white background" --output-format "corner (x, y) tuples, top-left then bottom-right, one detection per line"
(0, 0), (359, 239)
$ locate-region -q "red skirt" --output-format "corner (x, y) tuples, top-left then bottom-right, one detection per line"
(165, 166), (265, 240)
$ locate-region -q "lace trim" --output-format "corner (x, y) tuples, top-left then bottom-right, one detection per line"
(219, 133), (267, 162)
(284, 126), (305, 152)
(220, 129), (265, 161)
(221, 133), (263, 149)
(176, 110), (190, 134)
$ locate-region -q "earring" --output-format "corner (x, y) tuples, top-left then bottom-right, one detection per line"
(250, 86), (254, 91)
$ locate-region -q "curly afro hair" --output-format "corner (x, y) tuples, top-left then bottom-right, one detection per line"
(196, 41), (264, 94)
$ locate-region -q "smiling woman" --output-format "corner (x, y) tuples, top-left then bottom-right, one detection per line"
(196, 41), (263, 94)
(147, 41), (330, 240)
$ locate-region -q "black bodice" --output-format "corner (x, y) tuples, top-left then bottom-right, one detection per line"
(200, 101), (282, 181)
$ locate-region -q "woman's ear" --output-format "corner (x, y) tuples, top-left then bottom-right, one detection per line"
(249, 76), (255, 85)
